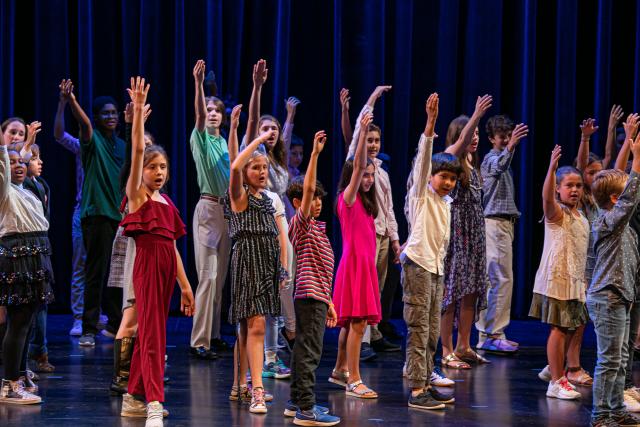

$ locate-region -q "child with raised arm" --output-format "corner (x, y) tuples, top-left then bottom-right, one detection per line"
(118, 78), (195, 427)
(529, 146), (588, 401)
(284, 131), (340, 426)
(403, 94), (461, 410)
(189, 60), (232, 359)
(245, 59), (295, 377)
(587, 131), (640, 427)
(226, 125), (284, 414)
(345, 85), (401, 356)
(53, 79), (86, 337)
(329, 112), (380, 399)
(475, 114), (529, 354)
(0, 126), (52, 405)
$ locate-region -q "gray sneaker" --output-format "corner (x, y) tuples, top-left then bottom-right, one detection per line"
(0, 379), (41, 405)
(79, 333), (96, 347)
(408, 391), (445, 410)
(146, 401), (164, 427)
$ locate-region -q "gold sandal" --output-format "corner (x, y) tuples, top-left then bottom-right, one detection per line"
(455, 349), (491, 365)
(346, 380), (378, 399)
(441, 353), (471, 369)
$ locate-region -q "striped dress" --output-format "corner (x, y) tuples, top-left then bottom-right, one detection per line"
(224, 188), (282, 324)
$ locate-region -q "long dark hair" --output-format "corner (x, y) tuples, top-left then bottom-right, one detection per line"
(336, 158), (378, 218)
(445, 115), (479, 188)
(259, 114), (286, 169)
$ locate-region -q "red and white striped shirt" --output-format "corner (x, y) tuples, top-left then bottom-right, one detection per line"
(289, 209), (334, 305)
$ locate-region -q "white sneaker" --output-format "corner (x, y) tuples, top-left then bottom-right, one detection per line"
(430, 369), (455, 387)
(0, 379), (41, 405)
(546, 377), (581, 400)
(69, 319), (82, 336)
(625, 388), (640, 412)
(538, 365), (551, 382)
(146, 401), (164, 427)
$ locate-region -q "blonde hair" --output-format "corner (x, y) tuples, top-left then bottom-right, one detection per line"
(592, 169), (627, 208)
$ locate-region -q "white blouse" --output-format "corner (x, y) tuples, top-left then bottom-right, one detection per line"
(0, 146), (49, 237)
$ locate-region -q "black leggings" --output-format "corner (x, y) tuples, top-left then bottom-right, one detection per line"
(3, 303), (38, 381)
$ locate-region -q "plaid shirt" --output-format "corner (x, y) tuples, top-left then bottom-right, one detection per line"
(481, 148), (520, 218)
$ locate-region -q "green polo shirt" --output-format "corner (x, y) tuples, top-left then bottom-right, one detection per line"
(80, 128), (125, 221)
(190, 127), (230, 196)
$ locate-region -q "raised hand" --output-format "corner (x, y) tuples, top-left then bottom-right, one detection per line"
(368, 85), (392, 107)
(312, 130), (327, 154)
(253, 59), (268, 87)
(508, 123), (529, 149)
(624, 113), (640, 140)
(193, 60), (205, 85)
(124, 102), (134, 123)
(230, 104), (242, 130)
(127, 76), (150, 106)
(340, 88), (350, 110)
(59, 79), (75, 103)
(549, 144), (562, 171)
(472, 94), (493, 118)
(580, 118), (598, 138)
(360, 111), (374, 129)
(632, 130), (640, 158)
(286, 96), (300, 115)
(25, 121), (42, 148)
(425, 93), (439, 137)
(609, 104), (624, 130)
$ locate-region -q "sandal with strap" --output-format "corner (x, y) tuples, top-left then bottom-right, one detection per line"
(566, 367), (593, 386)
(441, 353), (471, 370)
(346, 380), (378, 399)
(455, 349), (491, 365)
(328, 369), (350, 388)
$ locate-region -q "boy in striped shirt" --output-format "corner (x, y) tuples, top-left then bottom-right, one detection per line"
(285, 131), (340, 426)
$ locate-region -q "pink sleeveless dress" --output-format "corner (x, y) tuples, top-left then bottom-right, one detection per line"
(332, 193), (381, 327)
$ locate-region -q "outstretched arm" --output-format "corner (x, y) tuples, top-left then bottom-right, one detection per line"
(63, 79), (93, 142)
(301, 131), (326, 218)
(603, 105), (624, 168)
(193, 60), (207, 132)
(20, 121), (42, 162)
(614, 114), (639, 171)
(246, 59), (268, 143)
(446, 94), (492, 157)
(282, 96), (300, 167)
(343, 112), (373, 206)
(54, 80), (70, 141)
(227, 104), (242, 164)
(542, 145), (563, 224)
(340, 88), (353, 149)
(576, 118), (598, 171)
(346, 85), (391, 159)
(125, 77), (151, 211)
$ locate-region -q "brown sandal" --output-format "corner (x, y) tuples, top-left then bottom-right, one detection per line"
(566, 367), (593, 386)
(441, 353), (471, 369)
(455, 349), (491, 365)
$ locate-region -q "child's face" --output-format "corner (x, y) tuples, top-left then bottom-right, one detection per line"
(489, 130), (511, 150)
(311, 196), (323, 218)
(28, 153), (43, 177)
(583, 161), (603, 189)
(245, 156), (269, 189)
(142, 154), (168, 192)
(206, 101), (223, 130)
(289, 145), (303, 169)
(365, 130), (381, 159)
(466, 127), (480, 153)
(556, 173), (583, 208)
(430, 171), (458, 197)
(8, 152), (26, 185)
(359, 163), (375, 193)
(259, 120), (280, 150)
(3, 121), (26, 145)
(96, 103), (119, 131)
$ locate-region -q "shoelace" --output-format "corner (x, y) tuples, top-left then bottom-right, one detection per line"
(252, 387), (266, 406)
(558, 379), (574, 391)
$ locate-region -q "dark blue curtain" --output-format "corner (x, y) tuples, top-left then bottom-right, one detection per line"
(3, 0), (640, 317)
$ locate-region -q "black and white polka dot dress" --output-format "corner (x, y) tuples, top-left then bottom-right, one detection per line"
(224, 189), (282, 324)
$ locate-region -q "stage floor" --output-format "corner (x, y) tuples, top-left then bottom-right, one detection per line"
(1, 316), (605, 426)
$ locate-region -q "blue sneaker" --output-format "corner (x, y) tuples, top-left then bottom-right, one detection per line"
(262, 360), (291, 379)
(294, 407), (340, 426)
(284, 401), (330, 417)
(360, 343), (377, 362)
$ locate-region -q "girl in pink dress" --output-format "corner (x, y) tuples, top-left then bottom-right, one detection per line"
(330, 112), (381, 399)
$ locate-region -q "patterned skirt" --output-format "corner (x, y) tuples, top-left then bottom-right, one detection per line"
(0, 231), (54, 306)
(228, 235), (281, 324)
(107, 226), (136, 309)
